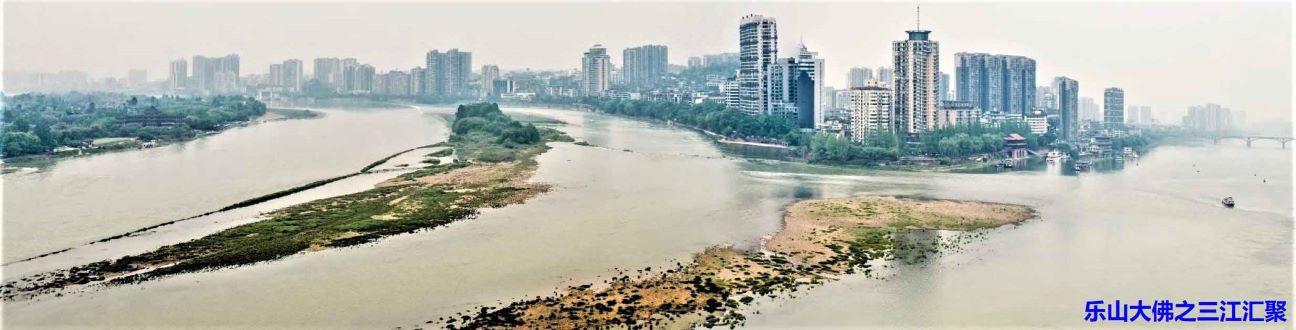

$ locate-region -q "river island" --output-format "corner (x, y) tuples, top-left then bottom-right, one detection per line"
(432, 195), (1035, 329)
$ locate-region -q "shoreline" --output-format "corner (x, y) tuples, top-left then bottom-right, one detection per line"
(0, 108), (321, 172)
(435, 195), (1036, 329)
(1, 104), (570, 302)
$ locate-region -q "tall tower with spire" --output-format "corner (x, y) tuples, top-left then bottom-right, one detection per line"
(892, 6), (940, 134)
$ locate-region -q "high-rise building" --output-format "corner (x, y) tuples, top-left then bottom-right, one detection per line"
(377, 70), (412, 96)
(282, 59), (303, 92)
(342, 62), (374, 93)
(955, 53), (1036, 116)
(622, 45), (668, 89)
(1052, 76), (1079, 141)
(877, 66), (893, 83)
(1183, 103), (1234, 132)
(845, 85), (893, 143)
(191, 54), (240, 94)
(892, 28), (940, 134)
(268, 63), (284, 86)
(722, 77), (740, 109)
(766, 44), (824, 129)
(1037, 86), (1057, 112)
(410, 67), (426, 95)
(580, 44), (611, 96)
(738, 14), (778, 116)
(1103, 87), (1124, 129)
(1079, 96), (1100, 122)
(340, 58), (358, 92)
(937, 72), (950, 101)
(481, 65), (501, 98)
(847, 67), (872, 89)
(313, 58), (342, 87)
(169, 58), (187, 91)
(425, 49), (473, 98)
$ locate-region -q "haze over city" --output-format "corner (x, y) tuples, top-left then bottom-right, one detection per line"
(5, 2), (1291, 125)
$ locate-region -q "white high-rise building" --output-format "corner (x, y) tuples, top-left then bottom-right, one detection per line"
(738, 14), (778, 116)
(169, 58), (187, 91)
(282, 59), (303, 92)
(892, 27), (940, 134)
(845, 85), (893, 143)
(580, 44), (611, 96)
(481, 65), (500, 98)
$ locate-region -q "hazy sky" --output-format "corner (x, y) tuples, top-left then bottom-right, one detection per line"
(4, 1), (1292, 122)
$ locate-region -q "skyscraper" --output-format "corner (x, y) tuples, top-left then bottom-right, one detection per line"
(169, 58), (187, 91)
(892, 27), (940, 134)
(191, 54), (239, 94)
(282, 59), (303, 92)
(313, 58), (342, 87)
(425, 49), (473, 98)
(1052, 76), (1079, 141)
(341, 58), (358, 92)
(580, 44), (611, 96)
(268, 63), (283, 87)
(937, 72), (950, 101)
(767, 44), (825, 129)
(1103, 87), (1124, 129)
(1037, 86), (1057, 112)
(622, 45), (668, 89)
(738, 14), (778, 116)
(877, 66), (893, 83)
(481, 65), (500, 98)
(955, 53), (1036, 116)
(1079, 96), (1100, 122)
(847, 67), (872, 89)
(1183, 103), (1234, 132)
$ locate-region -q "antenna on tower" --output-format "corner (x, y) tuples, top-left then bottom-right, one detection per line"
(916, 5), (921, 30)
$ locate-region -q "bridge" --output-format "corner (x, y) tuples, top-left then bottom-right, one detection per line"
(1212, 135), (1294, 148)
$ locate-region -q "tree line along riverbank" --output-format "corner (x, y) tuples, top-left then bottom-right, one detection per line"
(1, 93), (272, 159)
(1, 103), (572, 301)
(433, 196), (1035, 329)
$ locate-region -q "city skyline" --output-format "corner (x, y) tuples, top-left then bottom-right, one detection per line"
(3, 2), (1291, 122)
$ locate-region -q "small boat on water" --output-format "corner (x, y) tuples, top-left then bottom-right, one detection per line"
(1222, 197), (1235, 208)
(1046, 151), (1063, 163)
(1074, 160), (1091, 171)
(1000, 159), (1016, 168)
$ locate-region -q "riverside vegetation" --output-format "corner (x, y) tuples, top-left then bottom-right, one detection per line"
(1, 93), (268, 157)
(1, 103), (572, 301)
(431, 195), (1035, 329)
(529, 96), (1065, 167)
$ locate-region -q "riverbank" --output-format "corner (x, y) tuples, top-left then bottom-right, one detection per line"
(1, 103), (570, 301)
(0, 108), (320, 173)
(435, 195), (1035, 329)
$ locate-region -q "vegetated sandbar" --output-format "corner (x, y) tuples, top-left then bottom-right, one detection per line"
(435, 195), (1035, 329)
(1, 103), (571, 301)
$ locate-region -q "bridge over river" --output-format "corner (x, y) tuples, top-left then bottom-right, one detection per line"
(1212, 135), (1294, 148)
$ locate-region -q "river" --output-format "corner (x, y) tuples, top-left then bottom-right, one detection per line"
(3, 105), (1290, 329)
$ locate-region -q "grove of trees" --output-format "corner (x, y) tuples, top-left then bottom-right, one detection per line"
(2, 92), (267, 157)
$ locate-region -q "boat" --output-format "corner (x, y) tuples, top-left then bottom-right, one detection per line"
(1046, 151), (1062, 163)
(1222, 197), (1235, 208)
(1074, 160), (1091, 171)
(1000, 159), (1016, 168)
